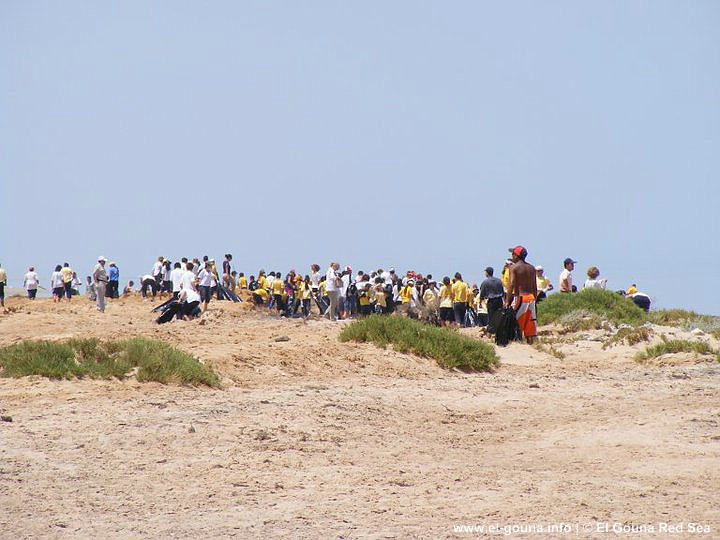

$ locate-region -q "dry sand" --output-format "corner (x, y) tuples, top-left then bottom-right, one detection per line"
(1, 295), (719, 539)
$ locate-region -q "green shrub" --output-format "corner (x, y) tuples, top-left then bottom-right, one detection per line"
(602, 326), (653, 349)
(65, 337), (133, 379)
(339, 315), (498, 372)
(556, 309), (609, 333)
(647, 309), (699, 326)
(0, 338), (220, 387)
(538, 289), (646, 327)
(635, 339), (718, 362)
(0, 341), (81, 379)
(120, 338), (220, 387)
(648, 310), (720, 335)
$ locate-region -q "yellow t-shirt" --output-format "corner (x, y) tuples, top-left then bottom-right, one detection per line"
(253, 288), (269, 303)
(359, 288), (371, 306)
(451, 280), (469, 304)
(238, 276), (248, 289)
(373, 286), (387, 307)
(61, 267), (73, 283)
(257, 275), (267, 289)
(502, 267), (510, 292)
(271, 279), (284, 295)
(301, 283), (312, 300)
(439, 285), (453, 308)
(536, 276), (551, 292)
(400, 285), (413, 304)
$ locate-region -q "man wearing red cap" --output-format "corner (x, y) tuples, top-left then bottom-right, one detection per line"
(506, 245), (538, 344)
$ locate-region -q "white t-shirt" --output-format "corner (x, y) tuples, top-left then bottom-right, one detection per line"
(310, 271), (321, 290)
(24, 271), (39, 289)
(183, 288), (201, 304)
(181, 270), (196, 291)
(340, 274), (350, 298)
(51, 271), (64, 289)
(141, 274), (154, 282)
(559, 269), (573, 292)
(584, 278), (607, 290)
(170, 268), (185, 292)
(152, 261), (163, 277)
(198, 268), (215, 287)
(325, 267), (340, 292)
(161, 265), (170, 281)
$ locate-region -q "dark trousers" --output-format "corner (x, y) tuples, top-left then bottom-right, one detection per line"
(199, 285), (212, 304)
(453, 302), (467, 325)
(384, 293), (394, 314)
(183, 301), (200, 318)
(107, 280), (119, 299)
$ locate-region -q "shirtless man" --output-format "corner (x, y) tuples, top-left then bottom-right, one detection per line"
(506, 245), (538, 344)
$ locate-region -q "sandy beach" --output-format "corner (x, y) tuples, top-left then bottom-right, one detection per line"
(1, 295), (719, 539)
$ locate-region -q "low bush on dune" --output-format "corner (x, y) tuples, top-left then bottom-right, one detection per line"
(538, 290), (720, 336)
(602, 326), (653, 349)
(0, 338), (219, 387)
(647, 309), (700, 326)
(339, 315), (498, 372)
(648, 310), (720, 336)
(635, 339), (720, 362)
(121, 338), (220, 386)
(555, 309), (610, 333)
(0, 341), (84, 379)
(537, 289), (646, 327)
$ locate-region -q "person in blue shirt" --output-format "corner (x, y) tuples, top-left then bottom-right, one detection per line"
(107, 262), (120, 299)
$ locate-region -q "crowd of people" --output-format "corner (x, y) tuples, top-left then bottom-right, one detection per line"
(0, 250), (653, 334)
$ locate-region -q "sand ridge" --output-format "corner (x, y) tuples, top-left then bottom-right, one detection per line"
(0, 295), (719, 538)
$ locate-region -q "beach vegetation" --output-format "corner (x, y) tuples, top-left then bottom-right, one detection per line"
(648, 310), (720, 335)
(635, 339), (719, 362)
(532, 341), (566, 359)
(0, 338), (219, 387)
(602, 326), (653, 349)
(339, 315), (498, 372)
(537, 289), (646, 327)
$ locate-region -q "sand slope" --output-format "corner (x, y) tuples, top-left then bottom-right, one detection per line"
(1, 296), (719, 539)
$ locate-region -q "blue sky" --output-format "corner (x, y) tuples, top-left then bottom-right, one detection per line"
(1, 1), (718, 313)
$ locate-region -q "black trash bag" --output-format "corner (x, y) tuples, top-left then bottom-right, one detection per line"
(495, 307), (522, 346)
(314, 294), (329, 314)
(156, 301), (182, 324)
(464, 308), (478, 327)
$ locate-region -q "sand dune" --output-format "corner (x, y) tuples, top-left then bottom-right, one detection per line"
(1, 295), (719, 538)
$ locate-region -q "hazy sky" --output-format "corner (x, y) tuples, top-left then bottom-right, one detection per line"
(1, 1), (718, 313)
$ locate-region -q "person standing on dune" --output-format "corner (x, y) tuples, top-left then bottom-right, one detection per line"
(93, 256), (109, 312)
(325, 262), (342, 321)
(61, 263), (74, 302)
(559, 258), (576, 293)
(0, 262), (7, 310)
(23, 266), (40, 299)
(506, 245), (538, 344)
